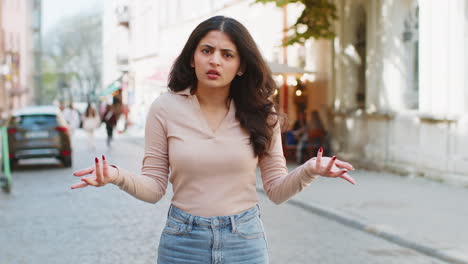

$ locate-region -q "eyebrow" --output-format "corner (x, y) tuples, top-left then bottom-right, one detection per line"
(200, 44), (237, 53)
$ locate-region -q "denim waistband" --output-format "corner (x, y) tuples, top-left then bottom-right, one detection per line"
(167, 204), (260, 228)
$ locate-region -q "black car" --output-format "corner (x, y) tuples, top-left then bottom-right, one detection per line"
(7, 106), (72, 168)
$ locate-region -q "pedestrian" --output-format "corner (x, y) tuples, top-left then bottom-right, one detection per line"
(292, 111), (308, 163)
(58, 101), (66, 112)
(71, 16), (356, 263)
(308, 110), (330, 156)
(102, 104), (117, 147)
(62, 102), (81, 136)
(82, 103), (100, 151)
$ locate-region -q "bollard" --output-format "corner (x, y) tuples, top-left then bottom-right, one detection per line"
(1, 126), (12, 193)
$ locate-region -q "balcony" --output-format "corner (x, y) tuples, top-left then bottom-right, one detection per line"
(116, 5), (130, 28)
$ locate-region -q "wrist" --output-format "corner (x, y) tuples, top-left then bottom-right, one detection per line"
(109, 165), (120, 184)
(303, 158), (318, 177)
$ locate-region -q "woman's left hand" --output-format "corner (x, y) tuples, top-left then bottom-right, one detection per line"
(306, 147), (356, 185)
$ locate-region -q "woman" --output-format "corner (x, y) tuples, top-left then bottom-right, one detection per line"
(102, 104), (117, 147)
(82, 103), (100, 151)
(62, 102), (81, 136)
(71, 16), (355, 263)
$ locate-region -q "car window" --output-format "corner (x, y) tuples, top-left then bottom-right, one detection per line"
(16, 115), (58, 128)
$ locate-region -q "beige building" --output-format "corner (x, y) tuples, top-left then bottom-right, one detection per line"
(0, 0), (35, 115)
(331, 0), (468, 185)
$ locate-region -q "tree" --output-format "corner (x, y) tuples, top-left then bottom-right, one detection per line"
(42, 11), (102, 103)
(255, 0), (338, 45)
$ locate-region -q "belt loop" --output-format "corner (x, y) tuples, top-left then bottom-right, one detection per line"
(229, 215), (237, 233)
(256, 204), (261, 218)
(187, 215), (194, 232)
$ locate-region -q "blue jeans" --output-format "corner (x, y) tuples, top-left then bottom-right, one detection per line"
(157, 204), (269, 264)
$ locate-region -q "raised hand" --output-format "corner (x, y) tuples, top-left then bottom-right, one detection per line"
(70, 155), (118, 189)
(306, 147), (356, 185)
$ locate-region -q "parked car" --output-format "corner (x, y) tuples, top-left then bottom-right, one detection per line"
(6, 105), (72, 168)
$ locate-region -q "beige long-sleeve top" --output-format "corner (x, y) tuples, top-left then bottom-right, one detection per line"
(113, 88), (317, 217)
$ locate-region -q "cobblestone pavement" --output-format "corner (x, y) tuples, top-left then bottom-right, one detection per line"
(0, 131), (448, 264)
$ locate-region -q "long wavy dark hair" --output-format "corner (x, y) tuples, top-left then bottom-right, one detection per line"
(168, 16), (280, 158)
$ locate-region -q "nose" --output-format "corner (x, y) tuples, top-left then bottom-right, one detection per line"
(209, 52), (221, 66)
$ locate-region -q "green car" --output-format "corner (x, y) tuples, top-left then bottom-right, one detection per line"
(7, 106), (72, 168)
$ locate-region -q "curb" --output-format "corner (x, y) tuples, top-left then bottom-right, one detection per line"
(256, 188), (468, 264)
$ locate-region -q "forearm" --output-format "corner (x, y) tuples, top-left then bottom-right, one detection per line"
(262, 161), (317, 204)
(111, 166), (167, 204)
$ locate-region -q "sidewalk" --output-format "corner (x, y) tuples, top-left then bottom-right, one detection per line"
(267, 163), (468, 264)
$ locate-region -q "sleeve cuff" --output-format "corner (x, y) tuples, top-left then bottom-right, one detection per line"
(301, 158), (318, 179)
(109, 165), (123, 185)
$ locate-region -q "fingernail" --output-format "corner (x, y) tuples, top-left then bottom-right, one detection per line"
(319, 147), (323, 153)
(95, 157), (98, 163)
(332, 156), (336, 160)
(102, 155), (106, 161)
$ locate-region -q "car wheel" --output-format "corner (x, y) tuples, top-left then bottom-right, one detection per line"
(0, 177), (11, 193)
(62, 156), (72, 168)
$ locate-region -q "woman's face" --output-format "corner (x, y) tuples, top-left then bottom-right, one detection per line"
(192, 30), (242, 91)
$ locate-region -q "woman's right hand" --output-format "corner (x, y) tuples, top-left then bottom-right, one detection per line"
(70, 155), (118, 189)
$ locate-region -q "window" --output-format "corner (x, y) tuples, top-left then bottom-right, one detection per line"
(17, 115), (58, 128)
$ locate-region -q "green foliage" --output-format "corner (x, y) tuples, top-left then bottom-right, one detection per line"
(254, 0), (338, 45)
(42, 11), (102, 102)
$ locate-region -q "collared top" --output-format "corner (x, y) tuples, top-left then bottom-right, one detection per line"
(113, 87), (317, 217)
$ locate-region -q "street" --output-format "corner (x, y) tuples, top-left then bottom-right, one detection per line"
(0, 130), (446, 264)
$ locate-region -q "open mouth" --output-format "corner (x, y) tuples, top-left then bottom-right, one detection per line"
(207, 70), (220, 75)
(207, 69), (221, 79)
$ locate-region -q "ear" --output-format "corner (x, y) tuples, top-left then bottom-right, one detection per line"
(237, 63), (246, 76)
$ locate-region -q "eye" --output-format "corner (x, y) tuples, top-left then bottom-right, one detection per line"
(201, 48), (210, 54)
(224, 53), (234, 58)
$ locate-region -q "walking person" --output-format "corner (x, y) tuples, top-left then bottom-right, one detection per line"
(102, 104), (117, 147)
(62, 102), (81, 136)
(292, 111), (308, 163)
(82, 103), (100, 151)
(71, 16), (356, 263)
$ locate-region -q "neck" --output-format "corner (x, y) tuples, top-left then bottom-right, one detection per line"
(195, 84), (230, 108)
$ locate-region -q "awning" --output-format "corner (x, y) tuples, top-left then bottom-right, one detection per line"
(99, 78), (122, 97)
(267, 61), (314, 75)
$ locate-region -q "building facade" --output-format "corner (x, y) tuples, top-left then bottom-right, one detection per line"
(331, 0), (468, 184)
(0, 0), (35, 116)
